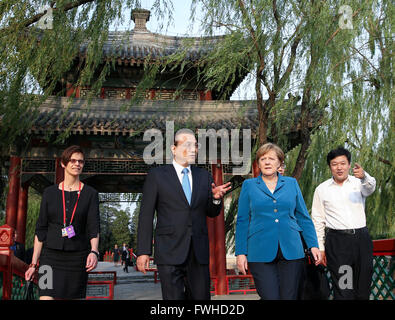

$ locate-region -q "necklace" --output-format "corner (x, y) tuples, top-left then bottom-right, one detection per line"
(63, 181), (79, 191)
(262, 177), (278, 184)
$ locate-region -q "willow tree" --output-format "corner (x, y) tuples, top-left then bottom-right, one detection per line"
(189, 0), (358, 178)
(295, 0), (394, 239)
(186, 0), (393, 241)
(0, 0), (173, 206)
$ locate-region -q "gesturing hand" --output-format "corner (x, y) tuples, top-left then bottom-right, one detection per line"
(211, 182), (232, 199)
(353, 163), (365, 179)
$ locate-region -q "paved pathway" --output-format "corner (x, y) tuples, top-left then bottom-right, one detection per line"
(94, 262), (259, 300)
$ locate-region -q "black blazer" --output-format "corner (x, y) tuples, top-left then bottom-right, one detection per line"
(137, 164), (222, 265)
(35, 184), (100, 251)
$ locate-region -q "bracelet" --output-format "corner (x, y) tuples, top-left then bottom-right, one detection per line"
(29, 263), (38, 270)
(90, 250), (99, 258)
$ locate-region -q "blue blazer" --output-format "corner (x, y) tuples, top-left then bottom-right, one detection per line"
(235, 173), (318, 262)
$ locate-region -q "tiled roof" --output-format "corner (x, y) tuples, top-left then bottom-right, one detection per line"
(79, 30), (222, 63)
(30, 96), (261, 136)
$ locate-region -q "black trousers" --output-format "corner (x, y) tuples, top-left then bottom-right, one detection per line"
(123, 258), (130, 272)
(249, 246), (305, 300)
(157, 241), (210, 300)
(325, 227), (373, 300)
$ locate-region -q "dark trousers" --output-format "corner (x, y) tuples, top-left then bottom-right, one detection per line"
(157, 241), (210, 300)
(249, 247), (305, 300)
(325, 227), (373, 300)
(123, 258), (130, 272)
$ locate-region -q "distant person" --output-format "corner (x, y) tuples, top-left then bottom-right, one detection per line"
(10, 230), (25, 261)
(312, 147), (376, 300)
(112, 244), (120, 267)
(121, 242), (127, 266)
(25, 145), (100, 300)
(277, 162), (285, 175)
(235, 143), (321, 300)
(122, 244), (131, 273)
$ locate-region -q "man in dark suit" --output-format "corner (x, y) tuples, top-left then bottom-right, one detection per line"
(136, 129), (231, 300)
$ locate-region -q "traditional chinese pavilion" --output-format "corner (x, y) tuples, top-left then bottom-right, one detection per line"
(2, 9), (308, 296)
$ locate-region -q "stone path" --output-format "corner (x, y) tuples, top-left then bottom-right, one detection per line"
(93, 262), (259, 300)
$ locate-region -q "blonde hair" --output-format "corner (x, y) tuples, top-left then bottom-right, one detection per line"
(256, 143), (284, 163)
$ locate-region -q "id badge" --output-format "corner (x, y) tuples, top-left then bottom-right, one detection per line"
(67, 225), (76, 238)
(62, 227), (68, 237)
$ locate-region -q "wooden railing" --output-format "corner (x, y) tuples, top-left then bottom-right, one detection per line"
(0, 225), (39, 300)
(1, 220), (394, 300)
(86, 271), (117, 299)
(210, 238), (395, 299)
(86, 279), (115, 299)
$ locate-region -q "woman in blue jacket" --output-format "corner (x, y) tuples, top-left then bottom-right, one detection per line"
(235, 143), (321, 300)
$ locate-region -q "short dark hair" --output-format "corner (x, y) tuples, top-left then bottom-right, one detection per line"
(173, 128), (195, 146)
(61, 145), (85, 166)
(326, 147), (351, 165)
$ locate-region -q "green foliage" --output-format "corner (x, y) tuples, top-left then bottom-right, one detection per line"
(25, 189), (41, 249)
(110, 208), (132, 247)
(192, 0), (394, 239)
(0, 0), (173, 157)
(131, 194), (142, 249)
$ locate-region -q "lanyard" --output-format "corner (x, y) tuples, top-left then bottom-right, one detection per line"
(62, 181), (81, 227)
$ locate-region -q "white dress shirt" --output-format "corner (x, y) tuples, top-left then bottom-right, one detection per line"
(172, 160), (221, 205)
(311, 172), (376, 250)
(172, 160), (192, 193)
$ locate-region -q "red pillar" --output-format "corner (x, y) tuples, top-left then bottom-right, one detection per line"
(55, 157), (64, 184)
(200, 90), (212, 100)
(16, 182), (29, 245)
(5, 156), (21, 230)
(206, 215), (216, 279)
(212, 162), (227, 295)
(0, 224), (15, 300)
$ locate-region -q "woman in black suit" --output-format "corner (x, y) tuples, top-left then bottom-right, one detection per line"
(25, 145), (100, 300)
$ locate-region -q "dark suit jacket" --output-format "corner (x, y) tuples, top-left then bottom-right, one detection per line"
(137, 164), (222, 265)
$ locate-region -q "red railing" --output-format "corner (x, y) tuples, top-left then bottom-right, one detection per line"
(88, 271), (117, 284)
(0, 225), (39, 300)
(2, 219), (394, 299)
(210, 238), (395, 296)
(145, 257), (159, 283)
(86, 280), (114, 300)
(86, 271), (117, 299)
(373, 238), (395, 256)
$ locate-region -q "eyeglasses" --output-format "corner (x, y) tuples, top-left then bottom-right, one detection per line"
(178, 142), (201, 150)
(69, 159), (85, 165)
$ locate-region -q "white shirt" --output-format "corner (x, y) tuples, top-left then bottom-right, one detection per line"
(172, 160), (192, 193)
(172, 160), (221, 205)
(311, 172), (376, 250)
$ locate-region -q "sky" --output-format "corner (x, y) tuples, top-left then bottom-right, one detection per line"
(110, 0), (202, 35)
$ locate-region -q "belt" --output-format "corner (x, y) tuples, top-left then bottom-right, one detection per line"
(326, 227), (367, 235)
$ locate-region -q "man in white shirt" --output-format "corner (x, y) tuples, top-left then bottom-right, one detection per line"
(312, 147), (376, 300)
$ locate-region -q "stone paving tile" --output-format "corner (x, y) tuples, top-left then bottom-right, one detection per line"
(94, 262), (260, 300)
